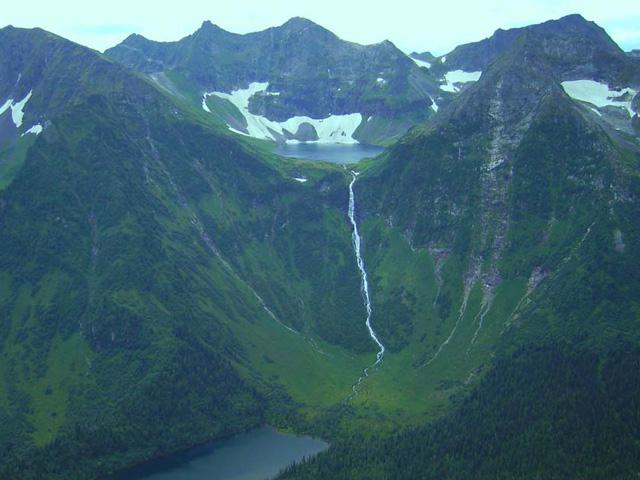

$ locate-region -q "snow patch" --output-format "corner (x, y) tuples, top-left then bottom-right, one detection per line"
(22, 124), (43, 136)
(204, 82), (362, 143)
(440, 71), (482, 93)
(0, 90), (33, 127)
(410, 57), (431, 69)
(561, 80), (637, 117)
(441, 55), (447, 63)
(376, 77), (387, 85)
(10, 90), (32, 127)
(430, 96), (439, 112)
(0, 99), (11, 116)
(201, 95), (211, 113)
(292, 176), (308, 183)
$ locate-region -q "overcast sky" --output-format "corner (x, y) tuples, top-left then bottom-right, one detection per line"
(2, 0), (639, 54)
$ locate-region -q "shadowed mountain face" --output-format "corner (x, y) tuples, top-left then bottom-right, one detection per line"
(0, 26), (189, 188)
(0, 25), (375, 479)
(437, 14), (640, 87)
(362, 31), (640, 334)
(105, 18), (441, 145)
(276, 20), (640, 480)
(1, 13), (640, 480)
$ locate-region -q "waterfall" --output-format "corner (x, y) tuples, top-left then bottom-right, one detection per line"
(348, 171), (385, 394)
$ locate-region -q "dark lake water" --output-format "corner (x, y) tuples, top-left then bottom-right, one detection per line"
(274, 143), (384, 164)
(110, 427), (328, 480)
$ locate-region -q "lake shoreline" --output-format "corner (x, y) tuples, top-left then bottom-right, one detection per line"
(273, 143), (384, 164)
(101, 423), (263, 480)
(105, 425), (329, 480)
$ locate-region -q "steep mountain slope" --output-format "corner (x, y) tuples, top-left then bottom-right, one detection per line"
(388, 22), (636, 399)
(283, 343), (640, 480)
(0, 26), (381, 479)
(437, 14), (638, 83)
(2, 14), (640, 480)
(281, 19), (640, 480)
(105, 18), (441, 145)
(0, 26), (136, 189)
(422, 15), (640, 140)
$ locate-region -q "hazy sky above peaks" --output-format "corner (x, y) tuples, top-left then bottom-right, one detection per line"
(2, 0), (639, 54)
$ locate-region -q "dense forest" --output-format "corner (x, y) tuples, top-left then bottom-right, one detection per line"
(1, 11), (639, 480)
(283, 342), (640, 480)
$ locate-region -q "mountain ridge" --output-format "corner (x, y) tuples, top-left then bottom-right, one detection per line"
(0, 25), (379, 478)
(436, 14), (639, 87)
(1, 13), (639, 480)
(276, 13), (640, 479)
(105, 17), (441, 145)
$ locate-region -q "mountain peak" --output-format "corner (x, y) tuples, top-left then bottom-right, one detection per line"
(199, 19), (222, 30)
(122, 32), (147, 42)
(440, 12), (631, 82)
(535, 13), (601, 34)
(556, 13), (588, 24)
(282, 17), (318, 27)
(280, 16), (325, 33)
(196, 19), (228, 35)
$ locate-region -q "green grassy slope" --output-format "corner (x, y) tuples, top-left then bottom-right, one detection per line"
(1, 21), (640, 480)
(281, 342), (640, 480)
(279, 28), (640, 480)
(0, 28), (376, 479)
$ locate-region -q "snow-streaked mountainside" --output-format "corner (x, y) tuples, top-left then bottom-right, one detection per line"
(409, 56), (432, 69)
(203, 82), (362, 143)
(0, 89), (43, 138)
(434, 14), (640, 87)
(561, 80), (637, 116)
(1, 13), (640, 480)
(0, 90), (32, 128)
(105, 14), (639, 147)
(21, 123), (42, 136)
(439, 70), (483, 93)
(422, 14), (640, 136)
(105, 17), (445, 145)
(560, 79), (639, 135)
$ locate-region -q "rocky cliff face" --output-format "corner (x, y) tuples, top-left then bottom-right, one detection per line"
(3, 14), (640, 480)
(438, 14), (640, 88)
(106, 18), (441, 145)
(356, 23), (640, 365)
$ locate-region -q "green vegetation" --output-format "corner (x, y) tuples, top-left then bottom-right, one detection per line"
(1, 15), (640, 480)
(104, 18), (443, 146)
(282, 342), (640, 480)
(280, 27), (640, 478)
(0, 25), (382, 479)
(0, 133), (38, 190)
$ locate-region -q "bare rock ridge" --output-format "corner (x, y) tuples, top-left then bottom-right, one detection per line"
(105, 17), (443, 144)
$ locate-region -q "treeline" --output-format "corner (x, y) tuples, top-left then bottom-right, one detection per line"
(281, 341), (640, 480)
(0, 337), (266, 479)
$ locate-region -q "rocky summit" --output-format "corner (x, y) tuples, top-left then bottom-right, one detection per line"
(0, 11), (639, 480)
(106, 18), (442, 145)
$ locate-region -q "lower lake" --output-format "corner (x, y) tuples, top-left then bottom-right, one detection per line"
(110, 426), (328, 480)
(274, 143), (384, 164)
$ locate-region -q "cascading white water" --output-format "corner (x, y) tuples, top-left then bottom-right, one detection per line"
(348, 171), (385, 393)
